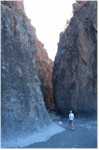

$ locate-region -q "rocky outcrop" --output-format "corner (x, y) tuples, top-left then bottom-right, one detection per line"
(53, 1), (97, 115)
(1, 1), (58, 148)
(35, 40), (55, 111)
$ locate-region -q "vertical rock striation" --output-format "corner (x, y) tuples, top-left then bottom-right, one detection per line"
(53, 1), (97, 115)
(35, 40), (55, 111)
(1, 1), (62, 148)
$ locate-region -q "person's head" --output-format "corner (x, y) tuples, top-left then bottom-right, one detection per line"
(70, 110), (72, 113)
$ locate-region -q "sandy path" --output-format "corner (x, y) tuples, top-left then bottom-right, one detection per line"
(24, 114), (97, 148)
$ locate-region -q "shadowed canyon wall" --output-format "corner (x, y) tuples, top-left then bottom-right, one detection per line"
(53, 1), (97, 115)
(1, 1), (55, 147)
(1, 0), (97, 148)
(35, 40), (55, 111)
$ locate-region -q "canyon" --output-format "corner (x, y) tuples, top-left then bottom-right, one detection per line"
(1, 1), (97, 148)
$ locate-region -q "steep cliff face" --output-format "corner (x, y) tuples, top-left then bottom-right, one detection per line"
(53, 1), (97, 115)
(35, 40), (55, 111)
(1, 1), (55, 148)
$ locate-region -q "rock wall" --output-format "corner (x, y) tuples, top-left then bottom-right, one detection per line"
(52, 1), (97, 116)
(35, 40), (55, 111)
(1, 1), (53, 147)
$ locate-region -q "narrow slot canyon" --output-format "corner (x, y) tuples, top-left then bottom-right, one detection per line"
(1, 1), (97, 148)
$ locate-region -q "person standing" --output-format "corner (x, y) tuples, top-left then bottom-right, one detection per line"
(69, 110), (75, 129)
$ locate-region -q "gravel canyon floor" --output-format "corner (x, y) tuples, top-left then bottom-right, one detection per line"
(25, 113), (97, 148)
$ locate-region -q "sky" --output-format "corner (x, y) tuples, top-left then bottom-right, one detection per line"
(24, 0), (75, 60)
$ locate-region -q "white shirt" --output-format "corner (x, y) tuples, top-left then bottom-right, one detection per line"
(69, 113), (74, 120)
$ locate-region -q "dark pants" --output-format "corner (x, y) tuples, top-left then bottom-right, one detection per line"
(69, 120), (74, 128)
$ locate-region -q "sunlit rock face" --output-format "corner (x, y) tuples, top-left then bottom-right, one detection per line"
(35, 40), (55, 111)
(1, 1), (52, 147)
(53, 1), (97, 116)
